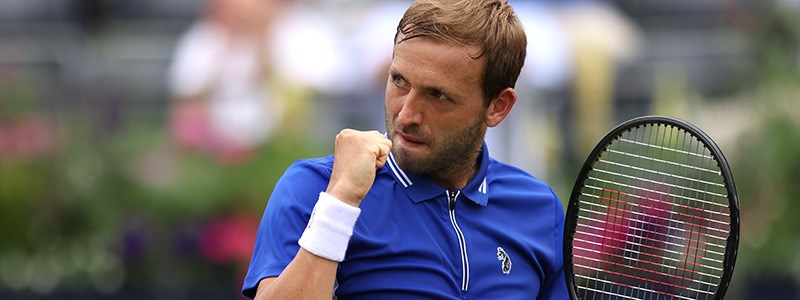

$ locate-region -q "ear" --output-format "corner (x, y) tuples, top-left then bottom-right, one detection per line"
(484, 87), (517, 128)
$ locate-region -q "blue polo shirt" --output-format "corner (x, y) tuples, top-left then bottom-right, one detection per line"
(243, 143), (568, 299)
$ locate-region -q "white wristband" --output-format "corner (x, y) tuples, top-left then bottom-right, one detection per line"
(298, 192), (361, 262)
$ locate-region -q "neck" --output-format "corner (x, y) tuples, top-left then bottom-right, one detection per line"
(431, 144), (483, 190)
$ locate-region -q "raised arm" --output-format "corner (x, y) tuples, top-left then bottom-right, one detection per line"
(251, 130), (391, 299)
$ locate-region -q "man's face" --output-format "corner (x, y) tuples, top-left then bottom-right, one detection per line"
(385, 37), (489, 176)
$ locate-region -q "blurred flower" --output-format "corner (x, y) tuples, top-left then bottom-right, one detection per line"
(0, 113), (55, 160)
(122, 218), (153, 259)
(169, 101), (214, 152)
(198, 213), (259, 265)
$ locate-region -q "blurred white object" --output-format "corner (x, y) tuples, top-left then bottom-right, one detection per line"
(269, 5), (347, 94)
(560, 2), (641, 63)
(168, 20), (282, 151)
(515, 2), (574, 90)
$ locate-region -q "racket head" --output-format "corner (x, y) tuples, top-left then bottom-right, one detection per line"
(563, 116), (739, 300)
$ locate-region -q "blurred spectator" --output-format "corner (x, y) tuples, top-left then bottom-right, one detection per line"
(268, 0), (409, 135)
(486, 0), (640, 181)
(560, 1), (640, 162)
(167, 0), (289, 164)
(486, 0), (574, 177)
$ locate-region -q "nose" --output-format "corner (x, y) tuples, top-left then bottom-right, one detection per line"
(396, 91), (424, 126)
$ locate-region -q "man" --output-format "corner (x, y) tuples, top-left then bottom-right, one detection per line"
(242, 0), (568, 298)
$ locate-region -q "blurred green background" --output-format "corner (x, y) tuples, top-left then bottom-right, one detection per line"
(0, 0), (798, 299)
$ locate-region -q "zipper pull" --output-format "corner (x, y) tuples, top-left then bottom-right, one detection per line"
(448, 190), (457, 211)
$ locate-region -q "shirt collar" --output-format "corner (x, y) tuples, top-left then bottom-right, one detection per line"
(384, 141), (490, 206)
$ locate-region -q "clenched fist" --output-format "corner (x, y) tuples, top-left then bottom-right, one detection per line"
(326, 129), (392, 207)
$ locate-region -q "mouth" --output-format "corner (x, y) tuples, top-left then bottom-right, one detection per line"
(396, 131), (425, 147)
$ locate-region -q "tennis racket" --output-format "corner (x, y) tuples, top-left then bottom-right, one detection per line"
(563, 116), (740, 300)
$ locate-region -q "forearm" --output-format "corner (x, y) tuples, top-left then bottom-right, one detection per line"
(255, 191), (360, 299)
(252, 130), (390, 299)
(254, 248), (338, 300)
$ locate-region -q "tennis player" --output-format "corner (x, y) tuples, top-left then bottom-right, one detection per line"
(242, 0), (568, 298)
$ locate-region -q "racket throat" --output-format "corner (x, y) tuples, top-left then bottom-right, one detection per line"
(446, 190), (470, 291)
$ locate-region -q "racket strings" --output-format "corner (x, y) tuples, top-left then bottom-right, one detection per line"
(573, 124), (731, 300)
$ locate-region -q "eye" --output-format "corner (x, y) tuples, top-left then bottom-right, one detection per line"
(432, 90), (449, 102)
(391, 74), (407, 87)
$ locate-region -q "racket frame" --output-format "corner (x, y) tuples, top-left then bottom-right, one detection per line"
(563, 115), (740, 300)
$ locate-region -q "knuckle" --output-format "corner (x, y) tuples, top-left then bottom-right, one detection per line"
(337, 129), (357, 142)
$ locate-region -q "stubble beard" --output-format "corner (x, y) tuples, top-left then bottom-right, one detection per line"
(385, 111), (486, 180)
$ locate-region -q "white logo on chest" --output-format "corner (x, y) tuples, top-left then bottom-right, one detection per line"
(496, 247), (512, 275)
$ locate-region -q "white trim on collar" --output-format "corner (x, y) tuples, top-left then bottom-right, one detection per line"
(479, 177), (487, 194)
(387, 152), (413, 188)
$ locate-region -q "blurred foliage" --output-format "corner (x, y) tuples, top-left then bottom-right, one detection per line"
(0, 89), (324, 297)
(734, 110), (800, 266)
(724, 1), (800, 297)
(727, 87), (800, 298)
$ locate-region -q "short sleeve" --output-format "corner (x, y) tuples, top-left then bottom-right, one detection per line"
(241, 158), (332, 299)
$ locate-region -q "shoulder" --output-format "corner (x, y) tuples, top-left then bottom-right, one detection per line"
(281, 155), (334, 180)
(485, 157), (563, 219)
(276, 155), (336, 188)
(267, 155), (334, 207)
(487, 158), (553, 195)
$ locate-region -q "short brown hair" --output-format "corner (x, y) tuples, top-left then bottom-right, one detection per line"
(395, 0), (527, 106)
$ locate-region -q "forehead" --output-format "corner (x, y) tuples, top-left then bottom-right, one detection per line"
(391, 38), (484, 97)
